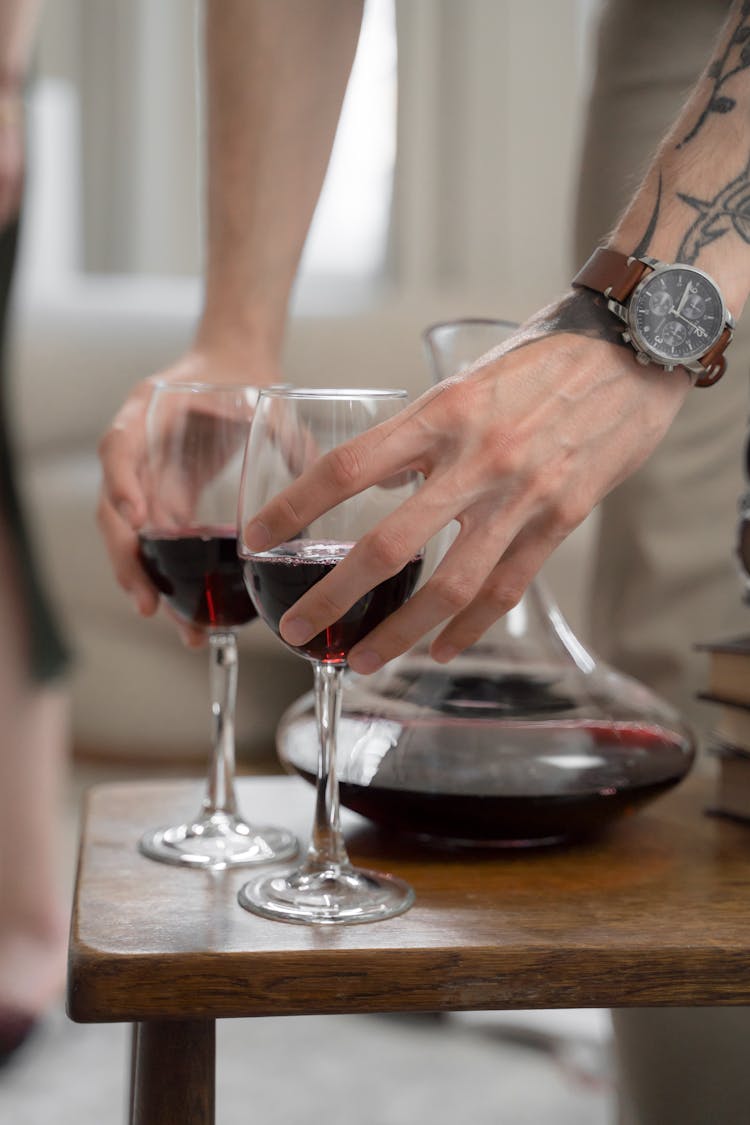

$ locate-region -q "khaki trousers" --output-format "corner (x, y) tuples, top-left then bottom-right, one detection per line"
(576, 1), (750, 1122)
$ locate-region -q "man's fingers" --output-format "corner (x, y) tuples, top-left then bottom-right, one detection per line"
(243, 413), (425, 552)
(344, 518), (521, 672)
(429, 521), (567, 661)
(276, 481), (456, 649)
(345, 568), (485, 674)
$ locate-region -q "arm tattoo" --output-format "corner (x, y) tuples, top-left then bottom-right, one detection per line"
(518, 39), (750, 355)
(631, 172), (662, 258)
(521, 177), (664, 352)
(678, 0), (750, 149)
(514, 292), (631, 353)
(540, 153), (748, 343)
(677, 150), (750, 262)
(538, 155), (750, 346)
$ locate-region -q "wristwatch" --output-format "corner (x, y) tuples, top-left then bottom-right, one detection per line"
(572, 247), (734, 386)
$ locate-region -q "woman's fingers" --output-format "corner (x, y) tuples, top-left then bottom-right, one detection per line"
(97, 357), (286, 645)
(96, 495), (159, 616)
(98, 495), (205, 646)
(97, 391), (151, 527)
(163, 606), (206, 649)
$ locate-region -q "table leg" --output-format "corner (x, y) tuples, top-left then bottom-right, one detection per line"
(129, 1025), (138, 1124)
(129, 1019), (215, 1125)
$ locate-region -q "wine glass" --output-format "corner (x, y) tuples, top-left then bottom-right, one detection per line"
(237, 387), (422, 923)
(137, 381), (298, 869)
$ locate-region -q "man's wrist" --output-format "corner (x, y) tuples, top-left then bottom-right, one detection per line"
(572, 247), (734, 385)
(524, 289), (632, 352)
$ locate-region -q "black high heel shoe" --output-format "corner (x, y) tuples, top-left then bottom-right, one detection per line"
(0, 1011), (37, 1067)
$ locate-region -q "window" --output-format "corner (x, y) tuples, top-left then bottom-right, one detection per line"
(300, 0), (397, 282)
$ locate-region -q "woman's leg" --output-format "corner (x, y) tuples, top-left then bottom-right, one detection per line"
(0, 519), (69, 1019)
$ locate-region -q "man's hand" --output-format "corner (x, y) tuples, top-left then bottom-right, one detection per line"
(242, 318), (689, 674)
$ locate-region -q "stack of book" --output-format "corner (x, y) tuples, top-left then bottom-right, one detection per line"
(696, 634), (750, 823)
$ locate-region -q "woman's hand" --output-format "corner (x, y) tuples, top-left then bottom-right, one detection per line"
(242, 307), (690, 673)
(97, 348), (282, 644)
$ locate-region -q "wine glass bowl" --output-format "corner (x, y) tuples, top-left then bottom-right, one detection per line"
(244, 539), (424, 665)
(138, 528), (257, 630)
(237, 387), (421, 923)
(136, 381), (298, 869)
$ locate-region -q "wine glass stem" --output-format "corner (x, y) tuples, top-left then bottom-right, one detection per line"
(202, 631), (239, 819)
(305, 661), (349, 874)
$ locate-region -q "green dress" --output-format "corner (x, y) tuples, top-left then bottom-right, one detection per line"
(0, 220), (70, 682)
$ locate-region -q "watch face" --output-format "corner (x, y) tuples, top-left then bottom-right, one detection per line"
(629, 266), (724, 364)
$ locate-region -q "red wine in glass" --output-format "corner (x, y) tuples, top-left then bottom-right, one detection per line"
(137, 381), (298, 871)
(244, 540), (423, 662)
(139, 527), (257, 630)
(237, 386), (419, 924)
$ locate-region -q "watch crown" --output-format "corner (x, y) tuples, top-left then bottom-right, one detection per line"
(635, 352), (651, 367)
(621, 331), (631, 344)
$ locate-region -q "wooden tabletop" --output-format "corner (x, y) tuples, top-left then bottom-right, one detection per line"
(67, 773), (750, 1023)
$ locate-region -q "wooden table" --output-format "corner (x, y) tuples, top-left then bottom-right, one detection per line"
(67, 773), (750, 1124)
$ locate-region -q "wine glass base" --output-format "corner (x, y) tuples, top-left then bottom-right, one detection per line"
(139, 812), (298, 870)
(237, 864), (415, 925)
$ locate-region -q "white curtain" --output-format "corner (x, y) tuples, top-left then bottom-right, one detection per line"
(391, 0), (597, 311)
(36, 0), (200, 276)
(34, 0), (599, 315)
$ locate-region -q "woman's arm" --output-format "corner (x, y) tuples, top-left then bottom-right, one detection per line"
(97, 0), (364, 628)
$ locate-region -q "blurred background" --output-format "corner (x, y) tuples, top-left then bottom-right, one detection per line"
(12, 0), (603, 763)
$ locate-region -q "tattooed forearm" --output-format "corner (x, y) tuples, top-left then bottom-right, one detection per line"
(676, 150), (750, 262)
(527, 178), (663, 349)
(678, 0), (750, 149)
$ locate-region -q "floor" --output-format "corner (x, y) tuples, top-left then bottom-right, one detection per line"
(1, 1006), (614, 1125)
(0, 757), (616, 1125)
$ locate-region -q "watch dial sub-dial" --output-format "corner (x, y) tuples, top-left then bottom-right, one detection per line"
(659, 320), (687, 348)
(681, 292), (706, 321)
(648, 289), (673, 316)
(631, 269), (723, 362)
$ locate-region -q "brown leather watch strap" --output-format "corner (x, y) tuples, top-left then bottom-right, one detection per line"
(572, 246), (732, 387)
(572, 247), (650, 303)
(695, 325), (732, 387)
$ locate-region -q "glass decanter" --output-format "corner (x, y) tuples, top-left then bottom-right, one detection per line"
(276, 320), (696, 847)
